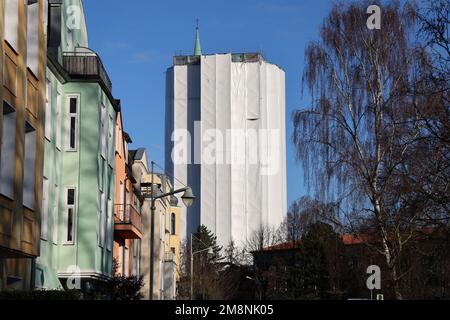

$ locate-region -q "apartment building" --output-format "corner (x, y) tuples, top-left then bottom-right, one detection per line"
(113, 117), (142, 277)
(0, 0), (47, 291)
(132, 157), (180, 300)
(34, 0), (119, 293)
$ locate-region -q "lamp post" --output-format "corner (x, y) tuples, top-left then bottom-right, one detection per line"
(190, 233), (213, 300)
(144, 161), (195, 300)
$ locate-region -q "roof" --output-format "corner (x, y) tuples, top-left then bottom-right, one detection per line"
(128, 149), (137, 160)
(253, 228), (445, 254)
(129, 148), (146, 161)
(123, 131), (132, 143)
(252, 234), (369, 254)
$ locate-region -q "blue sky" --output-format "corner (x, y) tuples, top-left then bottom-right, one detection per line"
(82, 0), (335, 205)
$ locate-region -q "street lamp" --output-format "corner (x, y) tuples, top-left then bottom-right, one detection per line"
(190, 233), (214, 300)
(143, 161), (195, 300)
(181, 187), (195, 208)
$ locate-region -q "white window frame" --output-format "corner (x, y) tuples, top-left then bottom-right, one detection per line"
(118, 244), (124, 275)
(108, 114), (114, 165)
(124, 246), (129, 277)
(41, 177), (49, 240)
(116, 125), (121, 157)
(98, 192), (105, 247)
(52, 184), (59, 244)
(66, 94), (80, 152)
(45, 78), (52, 140)
(63, 187), (77, 245)
(106, 198), (113, 251)
(100, 103), (106, 159)
(56, 90), (62, 150)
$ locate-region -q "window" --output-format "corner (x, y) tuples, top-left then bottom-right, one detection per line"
(116, 126), (121, 156)
(45, 78), (52, 139)
(108, 115), (114, 164)
(171, 213), (176, 235)
(124, 246), (129, 277)
(4, 0), (19, 51)
(99, 103), (106, 158)
(98, 192), (105, 247)
(136, 241), (140, 275)
(106, 199), (113, 251)
(52, 185), (59, 244)
(118, 244), (124, 275)
(26, 0), (40, 76)
(132, 240), (139, 276)
(66, 95), (79, 151)
(64, 187), (76, 244)
(56, 91), (62, 149)
(124, 141), (128, 163)
(0, 102), (16, 199)
(118, 181), (124, 219)
(23, 122), (36, 209)
(125, 189), (130, 218)
(41, 177), (49, 240)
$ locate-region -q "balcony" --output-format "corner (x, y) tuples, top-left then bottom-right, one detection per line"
(164, 251), (176, 263)
(62, 48), (112, 93)
(114, 204), (142, 240)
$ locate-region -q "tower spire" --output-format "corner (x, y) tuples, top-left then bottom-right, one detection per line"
(194, 19), (202, 56)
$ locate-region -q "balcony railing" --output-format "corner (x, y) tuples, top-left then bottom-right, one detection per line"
(114, 204), (142, 239)
(164, 251), (176, 263)
(63, 48), (112, 93)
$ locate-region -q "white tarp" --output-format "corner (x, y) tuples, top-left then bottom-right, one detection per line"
(215, 54), (232, 245)
(230, 62), (247, 246)
(200, 55), (217, 233)
(167, 55), (286, 247)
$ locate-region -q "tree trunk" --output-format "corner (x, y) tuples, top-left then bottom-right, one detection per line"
(374, 196), (403, 300)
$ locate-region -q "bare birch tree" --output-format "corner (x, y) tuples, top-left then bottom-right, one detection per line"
(292, 0), (439, 299)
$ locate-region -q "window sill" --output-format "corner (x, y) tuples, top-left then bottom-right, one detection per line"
(0, 193), (15, 202)
(4, 39), (18, 55)
(23, 204), (36, 212)
(62, 242), (75, 246)
(27, 67), (39, 81)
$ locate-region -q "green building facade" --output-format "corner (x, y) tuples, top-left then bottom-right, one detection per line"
(36, 0), (117, 292)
